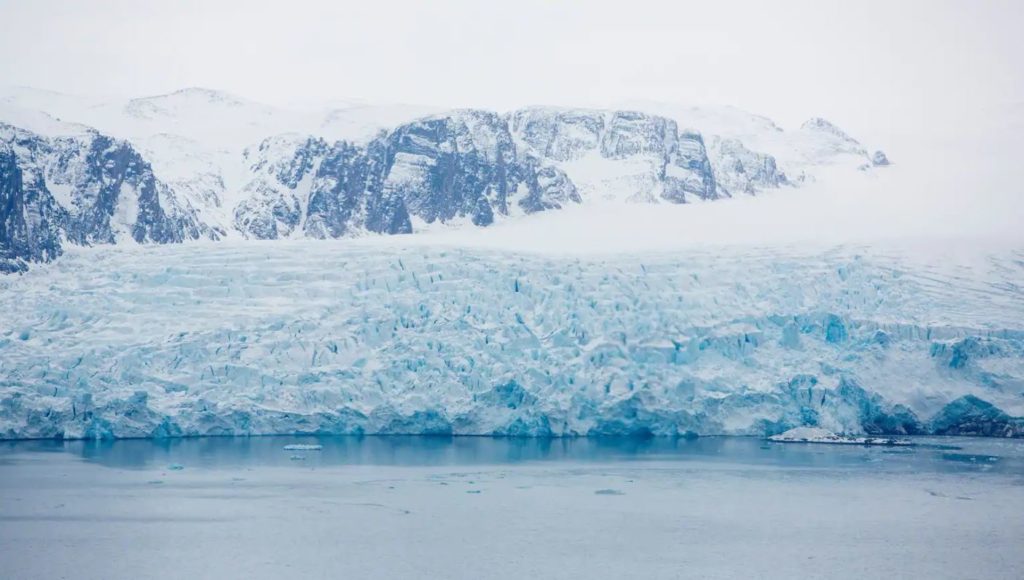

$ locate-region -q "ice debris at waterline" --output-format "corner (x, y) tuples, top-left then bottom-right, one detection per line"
(1, 242), (1023, 439)
(768, 427), (911, 446)
(283, 444), (323, 451)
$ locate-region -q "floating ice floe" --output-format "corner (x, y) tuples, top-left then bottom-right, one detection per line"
(768, 427), (912, 446)
(283, 444), (323, 451)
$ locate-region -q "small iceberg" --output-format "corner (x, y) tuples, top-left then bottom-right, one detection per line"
(768, 427), (912, 446)
(283, 444), (323, 451)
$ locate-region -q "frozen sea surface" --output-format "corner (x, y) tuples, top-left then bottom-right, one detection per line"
(1, 436), (1023, 580)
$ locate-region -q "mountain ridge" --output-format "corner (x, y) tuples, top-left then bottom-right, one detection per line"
(1, 87), (890, 271)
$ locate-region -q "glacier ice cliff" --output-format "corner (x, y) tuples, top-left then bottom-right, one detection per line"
(1, 242), (1021, 439)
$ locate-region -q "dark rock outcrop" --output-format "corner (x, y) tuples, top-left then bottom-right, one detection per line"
(1, 124), (210, 270)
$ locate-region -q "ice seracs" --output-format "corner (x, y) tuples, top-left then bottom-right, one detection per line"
(0, 241), (1020, 440)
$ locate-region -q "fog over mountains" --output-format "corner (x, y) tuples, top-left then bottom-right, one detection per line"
(0, 86), (888, 272)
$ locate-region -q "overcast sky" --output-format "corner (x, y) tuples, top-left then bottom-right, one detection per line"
(1, 0), (1022, 141)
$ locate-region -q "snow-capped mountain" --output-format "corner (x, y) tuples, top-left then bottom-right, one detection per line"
(1, 87), (889, 271)
(0, 123), (215, 271)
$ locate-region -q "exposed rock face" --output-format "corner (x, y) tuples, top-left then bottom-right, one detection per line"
(63, 134), (208, 245)
(515, 155), (581, 213)
(386, 111), (581, 223)
(707, 137), (788, 196)
(0, 145), (64, 272)
(2, 104), (880, 269)
(510, 109), (605, 162)
(872, 150), (890, 166)
(599, 110), (677, 159)
(662, 131), (717, 202)
(1, 124), (210, 271)
(509, 108), (723, 203)
(305, 140), (410, 238)
(233, 182), (302, 240)
(382, 111), (512, 225)
(234, 135), (328, 239)
(232, 110), (580, 239)
(234, 135), (417, 240)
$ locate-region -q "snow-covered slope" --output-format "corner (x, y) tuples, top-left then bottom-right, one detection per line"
(1, 240), (1021, 439)
(614, 101), (888, 180)
(0, 123), (216, 271)
(1, 87), (892, 269)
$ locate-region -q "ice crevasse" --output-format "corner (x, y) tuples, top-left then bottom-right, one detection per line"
(1, 241), (1023, 439)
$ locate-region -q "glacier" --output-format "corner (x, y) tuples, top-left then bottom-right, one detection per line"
(1, 240), (1022, 440)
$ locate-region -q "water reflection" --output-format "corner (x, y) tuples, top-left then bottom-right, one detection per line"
(2, 435), (1023, 475)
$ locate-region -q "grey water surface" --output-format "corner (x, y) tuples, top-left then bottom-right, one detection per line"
(2, 436), (1023, 579)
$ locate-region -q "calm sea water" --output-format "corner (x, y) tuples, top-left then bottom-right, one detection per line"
(2, 436), (1023, 580)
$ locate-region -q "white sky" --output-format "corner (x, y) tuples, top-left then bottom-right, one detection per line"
(2, 0), (1022, 144)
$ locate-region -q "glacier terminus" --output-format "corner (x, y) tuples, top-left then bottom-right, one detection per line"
(2, 241), (1022, 440)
